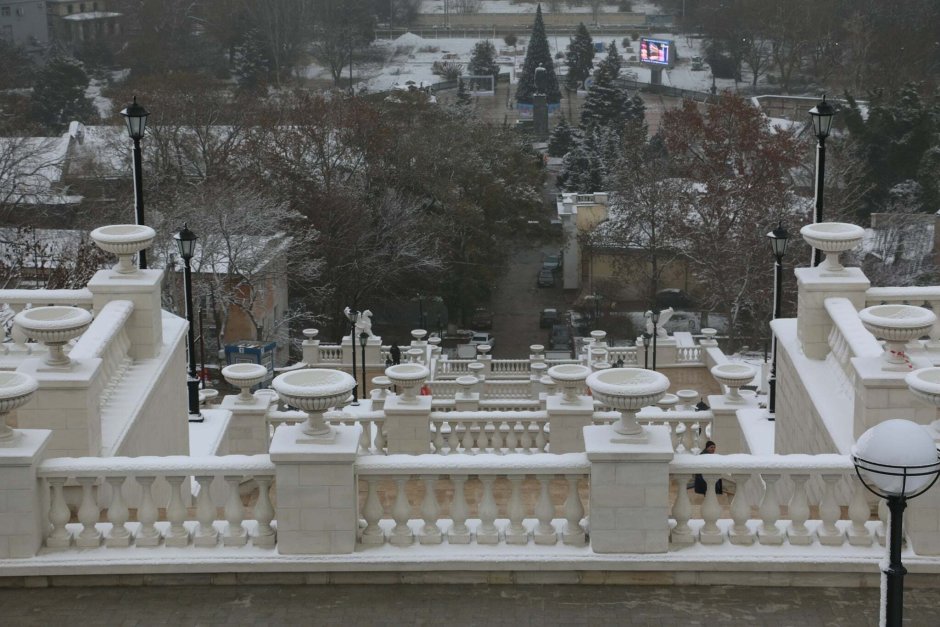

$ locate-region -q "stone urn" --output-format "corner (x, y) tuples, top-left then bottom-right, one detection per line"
(456, 375), (478, 399)
(585, 368), (670, 437)
(590, 348), (608, 363)
(799, 222), (865, 274)
(0, 372), (38, 444)
(406, 347), (424, 363)
(676, 389), (699, 410)
(657, 393), (679, 411)
(467, 361), (485, 382)
(906, 367), (940, 434)
(385, 363), (430, 402)
(302, 328), (319, 341)
(547, 364), (593, 403)
(90, 224), (157, 275)
(14, 306), (93, 367)
(411, 329), (427, 345)
(476, 344), (491, 356)
(590, 330), (607, 345)
(711, 363), (757, 402)
(859, 304), (936, 370)
(530, 344), (545, 358)
(700, 328), (717, 346)
(221, 363), (268, 402)
(272, 368), (355, 438)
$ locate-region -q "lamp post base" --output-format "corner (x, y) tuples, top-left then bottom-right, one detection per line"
(187, 376), (203, 422)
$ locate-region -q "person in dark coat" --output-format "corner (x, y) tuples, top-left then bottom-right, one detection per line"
(389, 341), (401, 365)
(693, 440), (722, 495)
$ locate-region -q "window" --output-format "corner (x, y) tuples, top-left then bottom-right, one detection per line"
(67, 4), (73, 13)
(0, 7), (10, 17)
(79, 2), (85, 12)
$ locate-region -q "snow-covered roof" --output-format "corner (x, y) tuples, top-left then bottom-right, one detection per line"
(61, 11), (121, 21)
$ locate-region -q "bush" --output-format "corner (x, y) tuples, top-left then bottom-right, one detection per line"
(706, 54), (737, 79)
(555, 51), (564, 59)
(418, 45), (440, 53)
(432, 60), (464, 80)
(618, 1), (633, 11)
(622, 38), (630, 48)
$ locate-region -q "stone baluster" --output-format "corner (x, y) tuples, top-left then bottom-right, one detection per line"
(474, 420), (488, 451)
(477, 476), (499, 544)
(505, 421), (518, 452)
(699, 474), (722, 544)
(490, 420), (504, 452)
(433, 422), (445, 454)
(75, 476), (102, 548)
(135, 476), (161, 547)
(728, 474), (754, 545)
(419, 475), (442, 544)
(374, 422), (387, 454)
(193, 475), (218, 547)
(505, 475), (527, 544)
(534, 474), (557, 545)
(105, 476), (131, 547)
(254, 476), (276, 547)
(536, 422), (548, 452)
(360, 419), (373, 452)
(696, 422), (709, 452)
(668, 424), (680, 451)
(670, 475), (693, 545)
(877, 499), (889, 546)
(519, 420), (533, 453)
(460, 421), (474, 454)
(165, 475), (190, 547)
(446, 420), (459, 454)
(46, 477), (71, 549)
(818, 474), (844, 545)
(786, 474), (812, 545)
(448, 474), (472, 544)
(563, 475), (586, 546)
(848, 479), (874, 546)
(223, 475), (247, 546)
(757, 474), (784, 545)
(681, 422), (695, 453)
(361, 477), (384, 545)
(390, 476), (413, 546)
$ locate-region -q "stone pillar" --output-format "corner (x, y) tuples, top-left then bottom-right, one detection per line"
(853, 356), (936, 441)
(269, 424), (359, 554)
(220, 394), (269, 454)
(0, 429), (52, 558)
(87, 268), (164, 359)
(795, 267), (869, 360)
(301, 330), (320, 365)
(382, 394), (432, 454)
(907, 489), (940, 556)
(584, 424), (674, 553)
(546, 393), (594, 453)
(476, 353), (492, 376)
(707, 395), (750, 454)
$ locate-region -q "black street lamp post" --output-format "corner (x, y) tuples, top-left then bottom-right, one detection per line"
(853, 420), (940, 627)
(345, 309), (359, 405)
(651, 309), (661, 371)
(767, 222), (790, 417)
(121, 96), (150, 270)
(642, 333), (651, 369)
(359, 331), (368, 400)
(809, 95), (835, 267)
(174, 224), (201, 421)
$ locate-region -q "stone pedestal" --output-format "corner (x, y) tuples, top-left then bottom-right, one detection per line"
(907, 488), (940, 556)
(796, 267), (869, 360)
(546, 394), (594, 453)
(341, 335), (383, 366)
(454, 393), (480, 412)
(302, 338), (320, 365)
(0, 429), (51, 558)
(220, 394), (269, 454)
(852, 356), (936, 441)
(584, 424), (674, 553)
(383, 395), (432, 454)
(707, 394), (754, 454)
(87, 268), (165, 359)
(269, 424), (359, 554)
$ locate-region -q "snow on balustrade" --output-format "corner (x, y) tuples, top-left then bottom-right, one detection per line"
(676, 346), (703, 363)
(592, 409), (713, 454)
(668, 453), (881, 548)
(481, 380), (532, 399)
(489, 359), (532, 376)
(824, 298), (883, 396)
(316, 344), (343, 363)
(606, 346), (639, 366)
(430, 411), (549, 455)
(434, 358), (474, 378)
(268, 409), (388, 454)
(37, 455), (277, 551)
(356, 453), (589, 547)
(69, 300), (134, 409)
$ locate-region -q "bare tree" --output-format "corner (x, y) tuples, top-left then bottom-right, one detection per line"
(0, 135), (68, 216)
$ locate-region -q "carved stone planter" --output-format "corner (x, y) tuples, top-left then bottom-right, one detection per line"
(0, 372), (38, 444)
(585, 367), (670, 437)
(221, 363), (269, 402)
(799, 222), (865, 274)
(711, 363), (757, 402)
(547, 364), (592, 403)
(272, 368), (355, 439)
(859, 304), (936, 370)
(90, 224), (157, 274)
(385, 363), (430, 402)
(14, 306), (93, 367)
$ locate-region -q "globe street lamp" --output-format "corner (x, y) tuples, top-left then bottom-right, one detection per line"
(173, 224), (201, 421)
(767, 222), (789, 417)
(120, 96), (150, 270)
(359, 331), (369, 399)
(808, 95), (835, 267)
(853, 420), (940, 627)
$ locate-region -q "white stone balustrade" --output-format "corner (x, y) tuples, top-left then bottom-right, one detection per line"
(429, 411), (549, 455)
(592, 409), (714, 454)
(37, 455), (277, 550)
(356, 454), (589, 547)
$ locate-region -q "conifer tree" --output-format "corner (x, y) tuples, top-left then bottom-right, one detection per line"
(455, 78), (473, 108)
(579, 42), (644, 133)
(548, 117), (578, 157)
(558, 134), (603, 192)
(515, 5), (561, 106)
(468, 40), (500, 81)
(30, 55), (96, 131)
(564, 23), (595, 91)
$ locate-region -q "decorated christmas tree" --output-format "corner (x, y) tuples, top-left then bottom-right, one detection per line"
(515, 5), (561, 106)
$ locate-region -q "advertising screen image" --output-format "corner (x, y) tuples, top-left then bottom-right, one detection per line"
(639, 38), (672, 66)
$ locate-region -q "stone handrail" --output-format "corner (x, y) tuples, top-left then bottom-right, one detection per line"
(667, 453), (880, 548)
(824, 298), (883, 388)
(490, 359), (531, 376)
(37, 454), (277, 551)
(317, 344), (343, 363)
(434, 358), (474, 378)
(430, 410), (550, 455)
(355, 453), (589, 547)
(606, 346), (639, 365)
(482, 380), (531, 399)
(676, 346), (704, 363)
(69, 300), (134, 409)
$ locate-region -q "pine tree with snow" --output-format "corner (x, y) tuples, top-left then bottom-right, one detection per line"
(579, 43), (645, 134)
(565, 23), (595, 92)
(558, 134), (603, 192)
(548, 117), (578, 157)
(233, 29), (271, 94)
(596, 41), (622, 83)
(515, 5), (561, 106)
(468, 40), (500, 81)
(455, 78), (473, 109)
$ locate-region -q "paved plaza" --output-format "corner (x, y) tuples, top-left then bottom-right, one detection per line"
(3, 583), (940, 626)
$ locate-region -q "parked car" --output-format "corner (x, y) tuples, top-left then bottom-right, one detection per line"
(550, 324), (572, 351)
(691, 56), (705, 70)
(539, 308), (560, 329)
(469, 332), (494, 349)
(542, 253), (562, 273)
(537, 268), (556, 288)
(471, 307), (493, 330)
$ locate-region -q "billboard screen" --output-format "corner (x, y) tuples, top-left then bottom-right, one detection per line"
(639, 38), (673, 67)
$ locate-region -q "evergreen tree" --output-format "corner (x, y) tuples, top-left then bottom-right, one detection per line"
(30, 55), (96, 132)
(564, 23), (595, 91)
(548, 117), (578, 157)
(468, 40), (500, 81)
(233, 28), (271, 93)
(579, 43), (644, 134)
(558, 134), (603, 192)
(596, 41), (622, 83)
(455, 78), (473, 108)
(515, 5), (561, 106)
